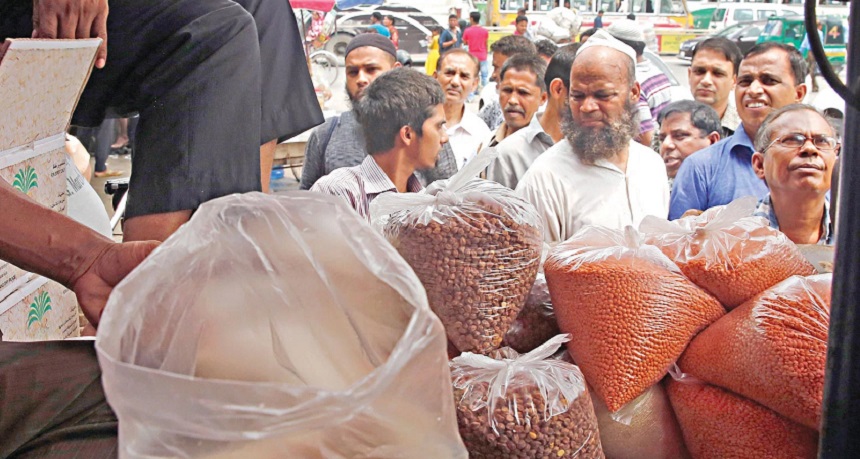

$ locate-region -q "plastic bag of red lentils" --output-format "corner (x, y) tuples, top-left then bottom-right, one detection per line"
(640, 197), (816, 309)
(544, 226), (725, 413)
(678, 274), (831, 431)
(450, 334), (604, 458)
(665, 378), (818, 459)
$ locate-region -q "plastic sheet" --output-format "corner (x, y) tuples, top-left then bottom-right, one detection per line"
(640, 197), (816, 309)
(502, 273), (560, 353)
(450, 335), (604, 458)
(371, 153), (543, 354)
(96, 192), (466, 458)
(545, 226), (725, 412)
(678, 274), (831, 430)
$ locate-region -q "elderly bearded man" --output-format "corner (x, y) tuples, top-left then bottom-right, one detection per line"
(516, 30), (669, 244)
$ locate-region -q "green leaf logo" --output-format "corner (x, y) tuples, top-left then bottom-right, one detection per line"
(27, 291), (52, 329)
(12, 166), (38, 194)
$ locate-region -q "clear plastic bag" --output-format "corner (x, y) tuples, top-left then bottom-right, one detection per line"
(544, 226), (725, 412)
(96, 192), (467, 458)
(678, 274), (831, 431)
(640, 197), (816, 309)
(371, 152), (543, 355)
(450, 335), (604, 458)
(502, 273), (560, 353)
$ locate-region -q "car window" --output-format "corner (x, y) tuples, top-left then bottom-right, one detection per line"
(411, 15), (442, 29)
(717, 23), (744, 37)
(734, 9), (754, 22)
(713, 8), (727, 21)
(742, 26), (762, 38)
(762, 20), (782, 38)
(757, 10), (777, 20)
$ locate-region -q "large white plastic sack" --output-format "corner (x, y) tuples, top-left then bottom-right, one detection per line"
(96, 192), (467, 458)
(536, 7), (582, 42)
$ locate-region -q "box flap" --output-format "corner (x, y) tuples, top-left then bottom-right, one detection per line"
(0, 39), (100, 151)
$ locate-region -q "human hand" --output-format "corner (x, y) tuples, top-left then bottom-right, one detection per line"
(70, 240), (159, 327)
(32, 0), (109, 68)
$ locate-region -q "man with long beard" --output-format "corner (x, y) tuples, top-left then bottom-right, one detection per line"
(301, 34), (457, 190)
(516, 31), (669, 244)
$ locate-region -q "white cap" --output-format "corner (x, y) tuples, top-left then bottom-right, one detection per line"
(607, 19), (646, 43)
(576, 29), (636, 64)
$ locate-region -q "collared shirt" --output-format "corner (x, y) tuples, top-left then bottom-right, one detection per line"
(637, 60), (673, 120)
(516, 138), (670, 244)
(754, 194), (833, 245)
(462, 25), (488, 61)
(310, 155), (423, 221)
(669, 124), (768, 220)
(486, 117), (554, 189)
(300, 110), (458, 190)
(448, 109), (492, 168)
(720, 101), (741, 138)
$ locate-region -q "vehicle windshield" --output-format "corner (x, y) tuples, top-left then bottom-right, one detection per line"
(716, 23), (745, 37)
(712, 8), (727, 21)
(762, 19), (783, 38)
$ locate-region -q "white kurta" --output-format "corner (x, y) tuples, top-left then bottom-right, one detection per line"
(447, 110), (491, 169)
(516, 138), (670, 244)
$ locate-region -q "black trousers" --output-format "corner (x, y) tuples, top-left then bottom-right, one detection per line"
(0, 341), (116, 458)
(0, 0), (322, 218)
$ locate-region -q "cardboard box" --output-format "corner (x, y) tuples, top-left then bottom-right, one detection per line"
(0, 39), (99, 340)
(0, 276), (80, 341)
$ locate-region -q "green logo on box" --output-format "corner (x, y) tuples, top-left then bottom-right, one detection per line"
(27, 291), (52, 330)
(13, 166), (38, 194)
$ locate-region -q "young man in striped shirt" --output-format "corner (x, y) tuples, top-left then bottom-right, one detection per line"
(311, 69), (448, 221)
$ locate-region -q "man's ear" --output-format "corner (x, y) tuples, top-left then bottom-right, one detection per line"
(399, 125), (414, 146)
(630, 81), (641, 104)
(550, 78), (566, 100)
(707, 131), (722, 145)
(794, 82), (808, 102)
(752, 151), (767, 180)
(393, 61), (403, 69)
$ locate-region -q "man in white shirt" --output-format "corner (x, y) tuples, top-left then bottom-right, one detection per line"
(516, 30), (669, 244)
(434, 49), (491, 168)
(481, 52), (548, 151)
(487, 47), (576, 189)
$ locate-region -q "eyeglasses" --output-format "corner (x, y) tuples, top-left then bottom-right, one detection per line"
(763, 133), (840, 153)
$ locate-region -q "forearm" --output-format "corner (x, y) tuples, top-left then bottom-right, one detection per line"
(0, 179), (112, 288)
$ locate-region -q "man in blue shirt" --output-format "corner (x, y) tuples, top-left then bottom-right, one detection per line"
(440, 14), (462, 54)
(669, 42), (808, 219)
(369, 12), (391, 38)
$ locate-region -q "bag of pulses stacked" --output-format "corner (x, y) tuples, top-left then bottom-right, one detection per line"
(372, 154), (543, 355)
(640, 198), (826, 458)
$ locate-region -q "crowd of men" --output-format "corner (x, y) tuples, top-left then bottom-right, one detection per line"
(0, 3), (840, 455)
(303, 20), (837, 248)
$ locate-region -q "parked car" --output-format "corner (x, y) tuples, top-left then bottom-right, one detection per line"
(325, 8), (442, 63)
(708, 2), (799, 32)
(678, 20), (767, 60)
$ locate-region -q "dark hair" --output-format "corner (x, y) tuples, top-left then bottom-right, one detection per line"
(692, 37), (742, 75)
(449, 14), (458, 20)
(490, 35), (537, 58)
(535, 39), (559, 59)
(743, 42), (807, 86)
(658, 100), (722, 139)
(500, 53), (548, 92)
(753, 104), (829, 152)
(436, 48), (480, 73)
(579, 27), (598, 41)
(516, 15), (528, 24)
(371, 11), (383, 21)
(356, 68), (445, 155)
(385, 15), (396, 25)
(470, 11), (481, 23)
(544, 44), (578, 89)
(517, 8), (527, 15)
(598, 9), (604, 14)
(613, 36), (646, 57)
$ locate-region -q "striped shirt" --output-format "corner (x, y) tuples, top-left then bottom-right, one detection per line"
(637, 60), (673, 120)
(310, 155), (423, 222)
(754, 194), (833, 245)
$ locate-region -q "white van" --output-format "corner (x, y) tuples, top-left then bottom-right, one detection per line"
(708, 3), (801, 32)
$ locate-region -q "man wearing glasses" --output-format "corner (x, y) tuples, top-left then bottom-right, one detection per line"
(669, 43), (808, 219)
(751, 104), (838, 245)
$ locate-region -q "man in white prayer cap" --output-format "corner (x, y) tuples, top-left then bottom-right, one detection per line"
(515, 30), (670, 244)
